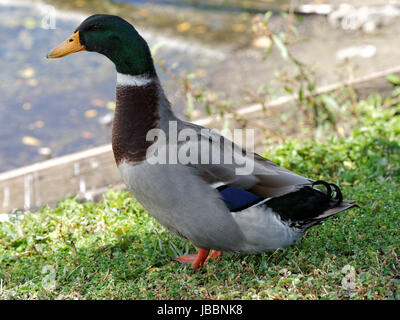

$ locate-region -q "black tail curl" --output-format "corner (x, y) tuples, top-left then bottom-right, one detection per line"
(312, 180), (343, 204)
(266, 180), (347, 225)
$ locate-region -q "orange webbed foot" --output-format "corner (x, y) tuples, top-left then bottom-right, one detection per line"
(173, 248), (210, 270)
(206, 250), (223, 263)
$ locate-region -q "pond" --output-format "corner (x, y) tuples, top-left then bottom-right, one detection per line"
(0, 0), (238, 172)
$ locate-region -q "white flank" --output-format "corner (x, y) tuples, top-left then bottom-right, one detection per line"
(117, 73), (153, 87)
(246, 197), (271, 210)
(210, 182), (226, 189)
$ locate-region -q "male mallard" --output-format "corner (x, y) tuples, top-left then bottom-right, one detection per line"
(47, 15), (357, 270)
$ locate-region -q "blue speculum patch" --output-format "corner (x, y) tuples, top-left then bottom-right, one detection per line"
(217, 185), (264, 212)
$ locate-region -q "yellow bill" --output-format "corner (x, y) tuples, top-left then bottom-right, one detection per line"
(47, 31), (85, 58)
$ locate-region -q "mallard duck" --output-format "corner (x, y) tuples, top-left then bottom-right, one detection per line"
(47, 14), (357, 270)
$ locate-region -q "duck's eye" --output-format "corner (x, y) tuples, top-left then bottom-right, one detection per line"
(89, 24), (100, 31)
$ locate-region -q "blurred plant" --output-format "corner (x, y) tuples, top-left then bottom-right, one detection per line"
(383, 74), (400, 109)
(152, 43), (284, 141)
(153, 8), (366, 140)
(152, 45), (235, 120)
(250, 10), (347, 130)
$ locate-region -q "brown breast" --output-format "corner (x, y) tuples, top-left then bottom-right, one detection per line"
(112, 82), (160, 165)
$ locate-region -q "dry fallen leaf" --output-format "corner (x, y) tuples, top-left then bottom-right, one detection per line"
(22, 136), (41, 146)
(81, 131), (93, 139)
(85, 109), (98, 118)
(177, 22), (191, 32)
(22, 102), (32, 110)
(36, 121), (44, 128)
(28, 120), (44, 130)
(91, 99), (104, 107)
(20, 67), (35, 78)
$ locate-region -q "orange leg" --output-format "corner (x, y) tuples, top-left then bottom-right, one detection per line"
(173, 248), (210, 270)
(192, 248), (210, 270)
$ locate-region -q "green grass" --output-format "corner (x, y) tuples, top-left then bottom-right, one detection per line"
(0, 94), (399, 300)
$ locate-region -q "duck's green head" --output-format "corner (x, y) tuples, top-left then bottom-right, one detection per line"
(47, 14), (156, 76)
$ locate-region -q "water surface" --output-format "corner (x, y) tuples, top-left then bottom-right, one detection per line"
(0, 1), (221, 172)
